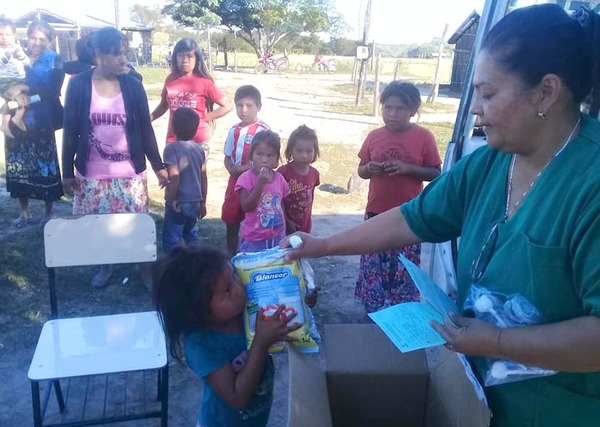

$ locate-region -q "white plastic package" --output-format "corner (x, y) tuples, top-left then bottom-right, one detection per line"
(231, 246), (320, 353)
(464, 285), (557, 386)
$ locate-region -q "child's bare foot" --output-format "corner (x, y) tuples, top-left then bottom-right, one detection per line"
(11, 104), (27, 132)
(0, 117), (14, 138)
(11, 115), (26, 132)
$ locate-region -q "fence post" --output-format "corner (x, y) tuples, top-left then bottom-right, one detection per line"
(393, 60), (401, 81)
(373, 53), (381, 117)
(352, 58), (359, 84)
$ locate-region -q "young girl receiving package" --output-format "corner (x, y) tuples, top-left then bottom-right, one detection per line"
(154, 245), (297, 427)
(277, 125), (320, 234)
(356, 81), (442, 313)
(235, 131), (290, 252)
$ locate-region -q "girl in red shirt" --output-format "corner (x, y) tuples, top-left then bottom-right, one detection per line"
(356, 81), (442, 313)
(151, 38), (232, 156)
(277, 125), (321, 234)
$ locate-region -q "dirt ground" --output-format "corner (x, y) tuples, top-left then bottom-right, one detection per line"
(0, 70), (454, 426)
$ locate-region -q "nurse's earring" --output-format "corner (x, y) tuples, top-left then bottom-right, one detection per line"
(537, 111), (547, 119)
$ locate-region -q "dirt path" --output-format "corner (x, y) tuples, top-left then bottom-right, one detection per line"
(0, 70), (455, 426)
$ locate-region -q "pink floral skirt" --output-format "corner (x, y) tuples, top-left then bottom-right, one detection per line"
(72, 175), (148, 215)
(355, 212), (421, 313)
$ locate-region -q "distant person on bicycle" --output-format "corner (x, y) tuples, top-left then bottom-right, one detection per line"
(313, 53), (328, 71)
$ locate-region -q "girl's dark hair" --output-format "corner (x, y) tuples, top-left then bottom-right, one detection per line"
(92, 27), (127, 56)
(153, 245), (230, 360)
(75, 33), (95, 65)
(482, 4), (596, 106)
(172, 38), (212, 79)
(172, 107), (200, 141)
(172, 38), (215, 116)
(249, 130), (281, 162)
(380, 81), (421, 113)
(27, 19), (56, 41)
(285, 125), (320, 163)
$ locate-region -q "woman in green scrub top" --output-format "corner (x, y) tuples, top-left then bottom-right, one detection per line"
(283, 4), (600, 426)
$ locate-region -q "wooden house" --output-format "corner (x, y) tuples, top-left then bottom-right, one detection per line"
(12, 9), (153, 64)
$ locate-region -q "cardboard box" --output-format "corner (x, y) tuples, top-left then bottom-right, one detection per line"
(288, 324), (491, 427)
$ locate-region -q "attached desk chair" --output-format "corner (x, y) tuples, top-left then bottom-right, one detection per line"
(28, 213), (168, 426)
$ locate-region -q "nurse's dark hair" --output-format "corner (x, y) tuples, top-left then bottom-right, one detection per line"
(92, 27), (127, 56)
(482, 4), (600, 112)
(380, 81), (421, 113)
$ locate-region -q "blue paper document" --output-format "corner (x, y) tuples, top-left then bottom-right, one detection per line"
(368, 255), (459, 353)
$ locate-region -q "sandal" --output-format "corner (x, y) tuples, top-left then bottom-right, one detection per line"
(91, 266), (113, 288)
(11, 216), (30, 229)
(39, 216), (53, 228)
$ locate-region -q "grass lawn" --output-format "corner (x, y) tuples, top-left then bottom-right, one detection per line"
(220, 53), (452, 83)
(137, 66), (170, 85)
(140, 54), (451, 84)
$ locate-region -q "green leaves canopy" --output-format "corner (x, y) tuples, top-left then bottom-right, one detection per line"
(163, 0), (343, 57)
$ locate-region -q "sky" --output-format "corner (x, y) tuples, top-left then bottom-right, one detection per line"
(3, 0), (485, 45)
(335, 0), (485, 44)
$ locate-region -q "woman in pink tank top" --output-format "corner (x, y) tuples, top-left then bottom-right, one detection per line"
(62, 27), (168, 289)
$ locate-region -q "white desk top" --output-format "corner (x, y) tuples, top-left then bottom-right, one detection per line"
(28, 311), (167, 381)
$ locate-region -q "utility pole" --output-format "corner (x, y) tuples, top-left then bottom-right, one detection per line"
(355, 0), (372, 106)
(207, 28), (213, 72)
(234, 29), (238, 73)
(427, 23), (449, 104)
(114, 0), (121, 30)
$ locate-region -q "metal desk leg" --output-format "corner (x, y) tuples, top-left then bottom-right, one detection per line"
(53, 380), (65, 412)
(160, 365), (169, 427)
(31, 381), (42, 427)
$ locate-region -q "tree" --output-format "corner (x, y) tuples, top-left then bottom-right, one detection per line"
(130, 4), (165, 28)
(330, 37), (358, 56)
(163, 0), (344, 57)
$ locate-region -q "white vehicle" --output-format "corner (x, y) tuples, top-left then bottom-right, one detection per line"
(423, 0), (599, 296)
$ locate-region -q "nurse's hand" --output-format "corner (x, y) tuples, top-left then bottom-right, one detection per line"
(280, 232), (327, 261)
(431, 312), (503, 358)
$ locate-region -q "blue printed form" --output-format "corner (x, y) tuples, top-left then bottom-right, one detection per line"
(368, 255), (459, 353)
